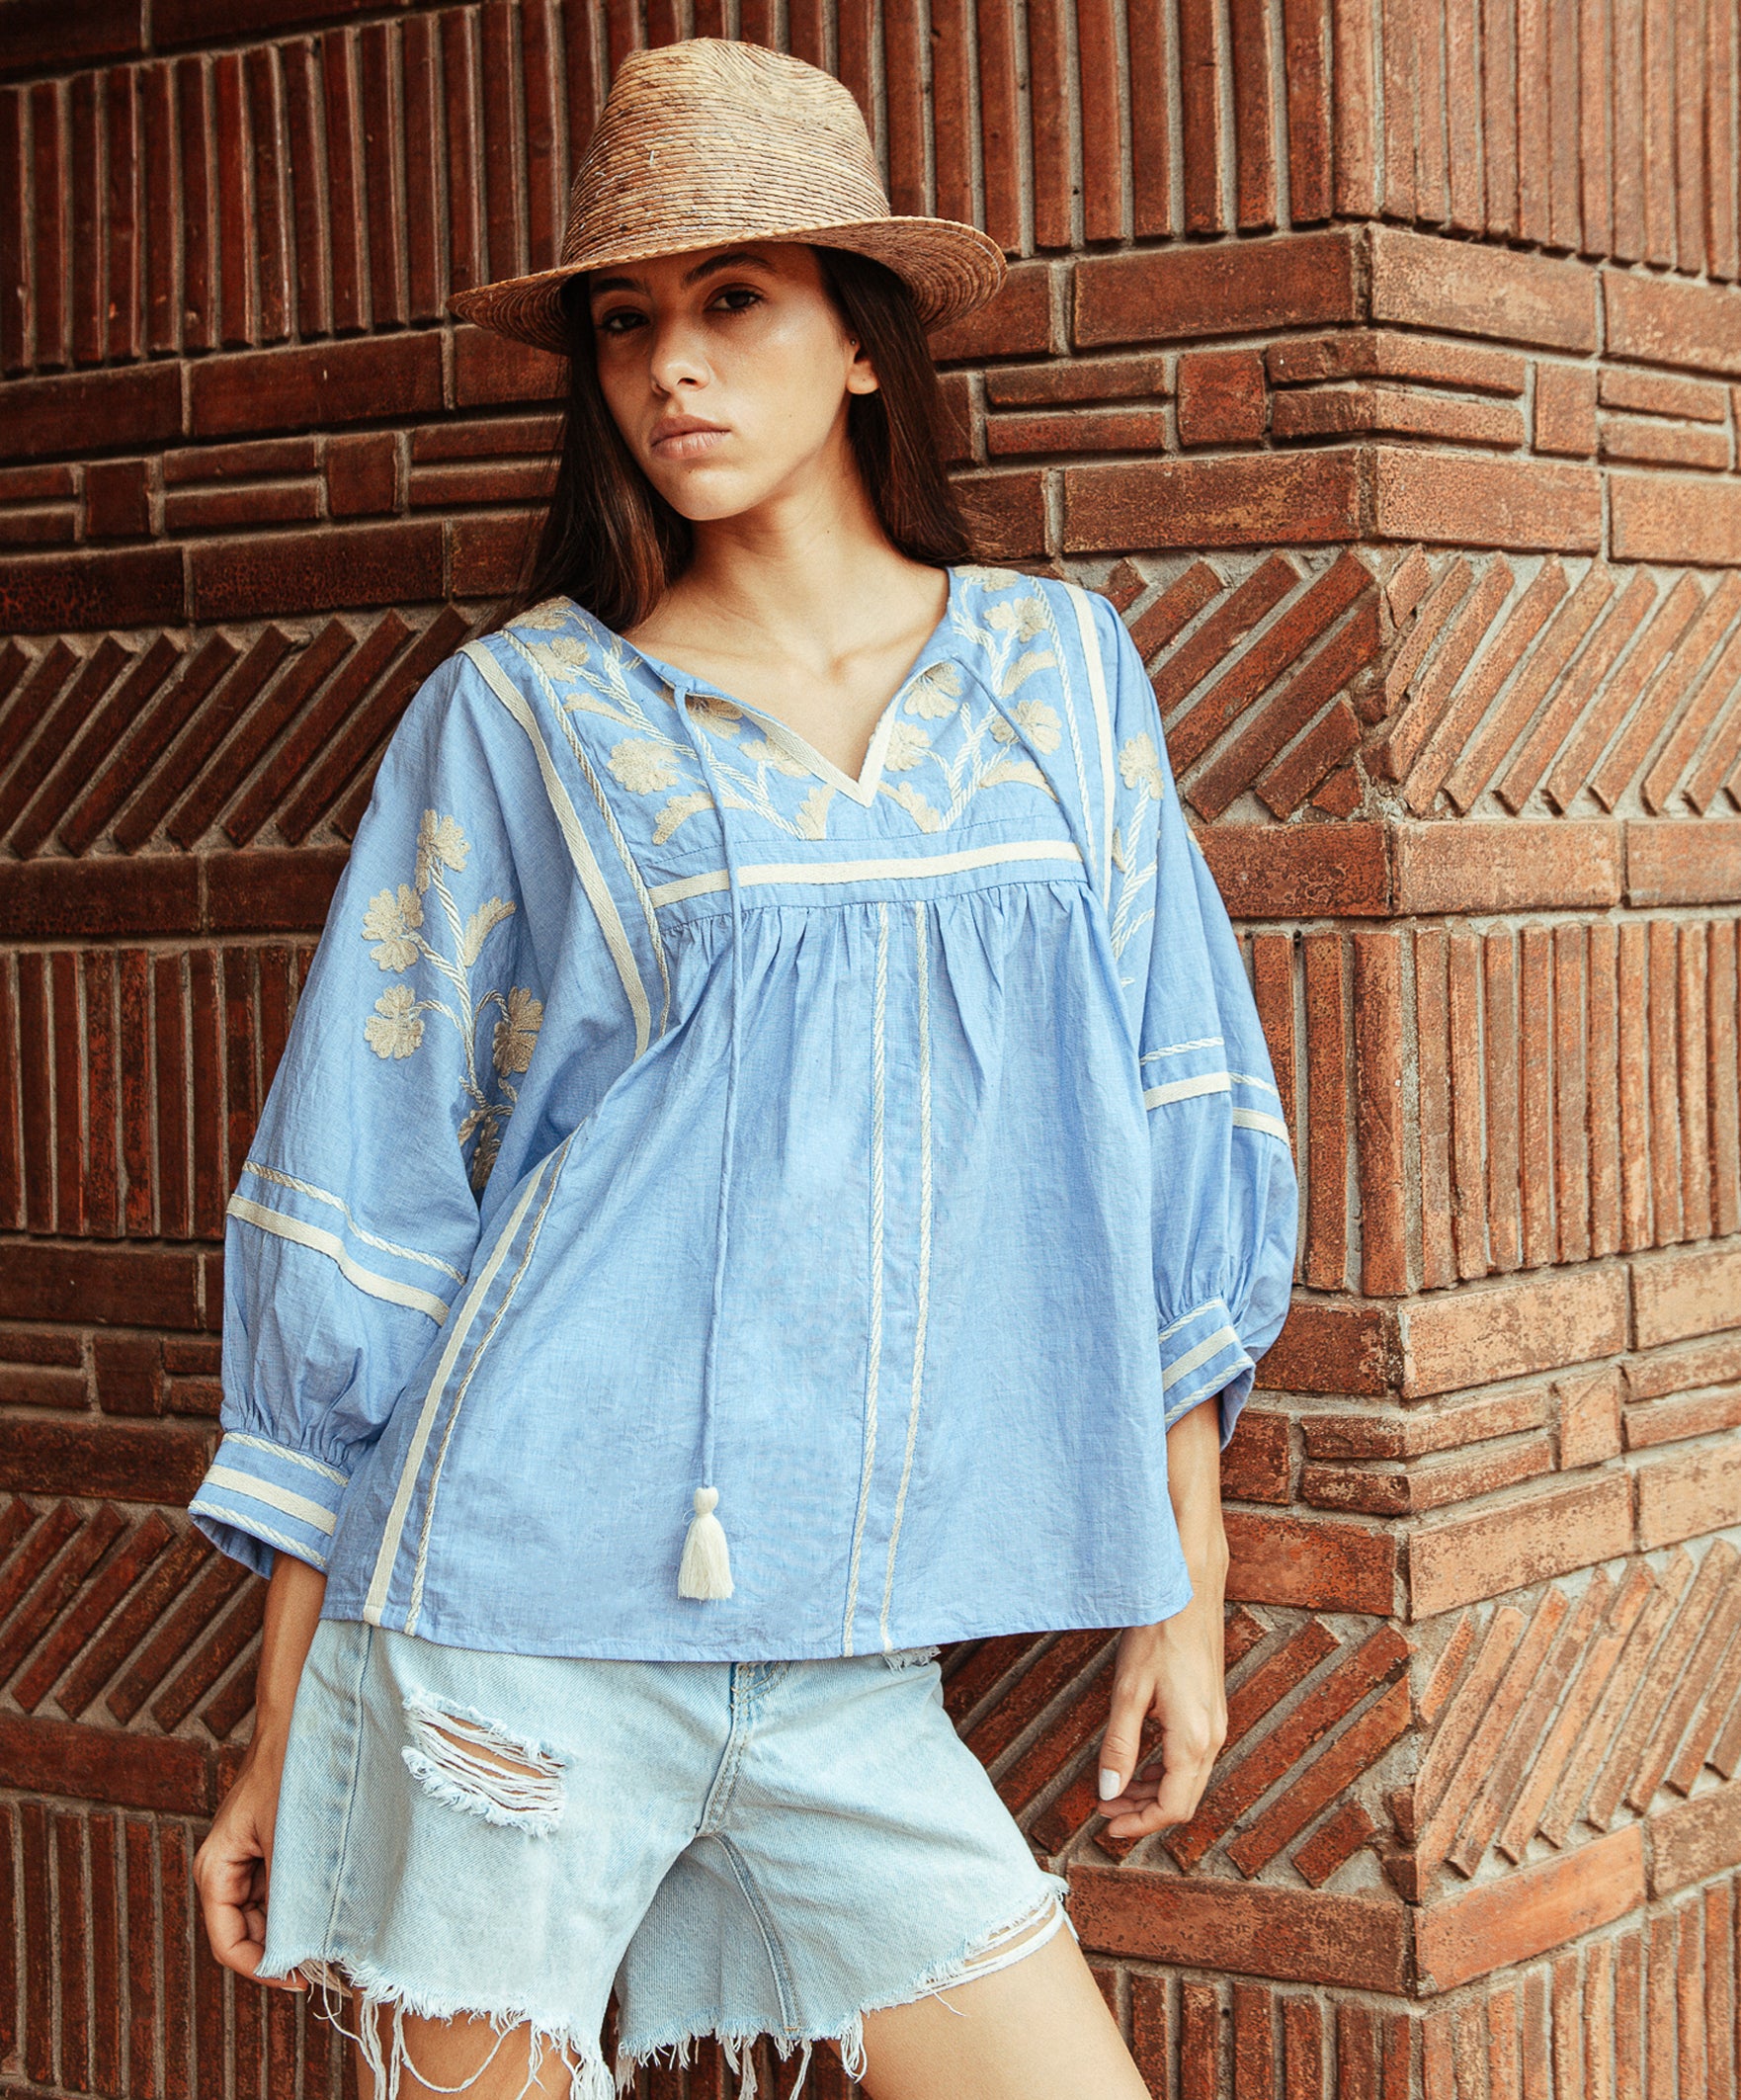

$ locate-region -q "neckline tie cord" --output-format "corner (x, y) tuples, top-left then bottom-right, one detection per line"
(672, 681), (743, 1599)
(665, 619), (1102, 1603)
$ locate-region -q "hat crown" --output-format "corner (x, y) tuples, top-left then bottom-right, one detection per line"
(560, 39), (891, 268)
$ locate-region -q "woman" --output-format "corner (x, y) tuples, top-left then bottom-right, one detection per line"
(190, 39), (1297, 2100)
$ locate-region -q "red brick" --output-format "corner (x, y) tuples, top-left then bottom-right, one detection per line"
(1650, 1782), (1741, 1896)
(188, 519), (443, 621)
(1302, 1433), (1555, 1516)
(1065, 452), (1363, 551)
(1222, 1410), (1292, 1503)
(1602, 415), (1730, 471)
(1198, 820), (1390, 921)
(0, 546), (185, 632)
(449, 510), (538, 598)
(1300, 930), (1348, 1291)
(1224, 1510), (1397, 1612)
(984, 355), (1172, 408)
(1274, 383), (1525, 448)
(1256, 1299), (1393, 1394)
(0, 1420), (209, 1503)
(162, 435), (321, 485)
(1074, 231), (1360, 347)
(927, 263), (1053, 363)
(0, 852), (202, 939)
(1601, 368), (1729, 420)
(162, 479), (322, 534)
(1407, 1474), (1634, 1615)
(1369, 448), (1603, 551)
(1368, 228), (1598, 351)
(1626, 821), (1741, 907)
(1401, 1267), (1628, 1395)
(985, 407), (1170, 458)
(83, 460), (151, 540)
(1269, 330), (1528, 394)
(1177, 350), (1268, 446)
(1069, 1864), (1408, 1991)
(1604, 269), (1741, 378)
(1624, 1385), (1741, 1450)
(92, 1333), (163, 1418)
(1301, 1388), (1548, 1461)
(1534, 366), (1598, 456)
(1557, 1365), (1623, 1468)
(1291, 1797), (1378, 1889)
(200, 848), (347, 936)
(1611, 474), (1741, 564)
(0, 1711), (209, 1815)
(1416, 1826), (1644, 1991)
(410, 458), (560, 508)
(1636, 1443), (1741, 1550)
(0, 1243), (199, 1329)
(955, 470), (1048, 561)
(188, 333), (443, 438)
(0, 364), (181, 461)
(1633, 1243), (1741, 1350)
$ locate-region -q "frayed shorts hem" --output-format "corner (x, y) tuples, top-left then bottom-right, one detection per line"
(276, 1878), (1073, 2100)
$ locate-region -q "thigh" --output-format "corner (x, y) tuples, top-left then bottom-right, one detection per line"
(856, 1922), (1151, 2100)
(341, 1991), (581, 2100)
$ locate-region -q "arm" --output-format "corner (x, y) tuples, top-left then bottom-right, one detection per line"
(1081, 587), (1299, 1828)
(1096, 1396), (1227, 1833)
(192, 1552), (327, 1987)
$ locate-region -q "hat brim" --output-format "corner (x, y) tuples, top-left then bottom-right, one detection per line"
(445, 216), (1008, 354)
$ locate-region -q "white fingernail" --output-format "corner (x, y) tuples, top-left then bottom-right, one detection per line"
(1099, 1768), (1121, 1801)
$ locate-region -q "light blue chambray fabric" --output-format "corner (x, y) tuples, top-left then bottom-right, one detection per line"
(188, 563), (1299, 1659)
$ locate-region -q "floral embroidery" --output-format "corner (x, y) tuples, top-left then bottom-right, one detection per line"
(364, 982), (424, 1059)
(991, 698), (1062, 754)
(361, 808), (542, 1192)
(499, 582), (1072, 847)
(883, 720), (931, 772)
(608, 739), (682, 795)
(1119, 732), (1168, 798)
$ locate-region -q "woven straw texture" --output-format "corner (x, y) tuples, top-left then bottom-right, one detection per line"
(447, 40), (1006, 351)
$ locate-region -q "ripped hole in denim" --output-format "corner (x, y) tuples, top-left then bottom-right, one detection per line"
(400, 1690), (567, 1837)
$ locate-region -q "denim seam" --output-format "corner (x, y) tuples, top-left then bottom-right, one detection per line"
(319, 1623), (373, 1957)
(713, 1831), (801, 2038)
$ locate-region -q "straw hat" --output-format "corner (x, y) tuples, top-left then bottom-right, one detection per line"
(446, 39), (1007, 352)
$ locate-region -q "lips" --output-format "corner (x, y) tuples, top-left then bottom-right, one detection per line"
(649, 416), (729, 455)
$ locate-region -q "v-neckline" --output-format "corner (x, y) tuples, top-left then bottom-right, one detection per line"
(610, 565), (960, 809)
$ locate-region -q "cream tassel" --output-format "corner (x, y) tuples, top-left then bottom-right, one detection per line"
(678, 1486), (734, 1600)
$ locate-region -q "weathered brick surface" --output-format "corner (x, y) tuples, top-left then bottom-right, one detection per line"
(4, 9), (1741, 2095)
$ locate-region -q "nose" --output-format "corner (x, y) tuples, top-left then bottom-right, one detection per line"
(646, 307), (709, 396)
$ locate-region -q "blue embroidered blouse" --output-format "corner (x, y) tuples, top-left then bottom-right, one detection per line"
(187, 563), (1298, 1660)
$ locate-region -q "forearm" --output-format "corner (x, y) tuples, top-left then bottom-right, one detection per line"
(251, 1551), (327, 1750)
(1165, 1394), (1228, 1573)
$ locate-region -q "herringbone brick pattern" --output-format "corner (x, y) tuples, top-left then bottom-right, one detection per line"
(1408, 1541), (1741, 1890)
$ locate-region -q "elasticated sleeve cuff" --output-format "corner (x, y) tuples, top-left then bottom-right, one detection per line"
(188, 1429), (354, 1576)
(1158, 1297), (1255, 1437)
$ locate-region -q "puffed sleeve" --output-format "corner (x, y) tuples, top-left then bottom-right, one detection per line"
(188, 651), (546, 1576)
(1090, 588), (1299, 1447)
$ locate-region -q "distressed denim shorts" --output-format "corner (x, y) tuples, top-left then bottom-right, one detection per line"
(259, 1616), (1072, 2098)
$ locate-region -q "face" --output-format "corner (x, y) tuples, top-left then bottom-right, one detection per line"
(585, 243), (880, 523)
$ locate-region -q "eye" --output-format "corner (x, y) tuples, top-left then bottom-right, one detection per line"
(708, 285), (764, 314)
(592, 306), (645, 338)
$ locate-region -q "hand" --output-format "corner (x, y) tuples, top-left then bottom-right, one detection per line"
(192, 1548), (327, 1993)
(193, 1727), (307, 1991)
(1096, 1394), (1230, 1838)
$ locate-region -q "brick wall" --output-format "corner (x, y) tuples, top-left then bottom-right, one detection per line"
(2, 3), (1739, 2096)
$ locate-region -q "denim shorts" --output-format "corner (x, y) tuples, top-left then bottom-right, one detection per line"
(260, 1616), (1071, 2098)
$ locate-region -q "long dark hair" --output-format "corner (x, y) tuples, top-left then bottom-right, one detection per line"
(479, 246), (973, 637)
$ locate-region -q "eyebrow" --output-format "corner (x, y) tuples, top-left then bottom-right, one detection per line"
(587, 250), (780, 299)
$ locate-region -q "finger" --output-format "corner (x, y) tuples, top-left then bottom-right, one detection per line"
(1148, 1737), (1217, 1829)
(1098, 1674), (1154, 1806)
